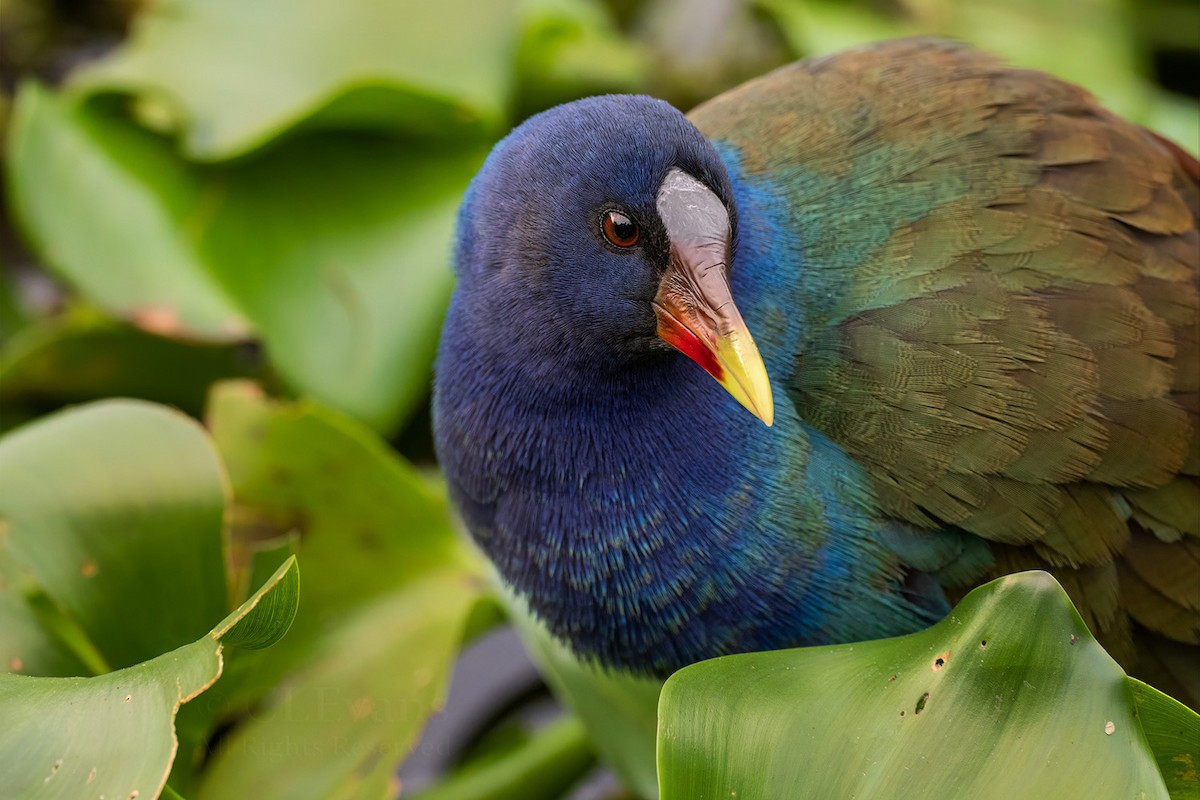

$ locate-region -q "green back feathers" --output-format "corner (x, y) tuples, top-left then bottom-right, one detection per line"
(692, 39), (1199, 685)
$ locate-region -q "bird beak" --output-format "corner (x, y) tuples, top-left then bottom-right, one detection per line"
(653, 169), (774, 427)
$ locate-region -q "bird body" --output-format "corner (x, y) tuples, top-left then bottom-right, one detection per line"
(434, 39), (1199, 695)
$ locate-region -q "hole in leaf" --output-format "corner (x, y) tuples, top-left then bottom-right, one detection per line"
(980, 639), (988, 648)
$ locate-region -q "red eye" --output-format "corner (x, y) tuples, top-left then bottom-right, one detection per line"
(602, 210), (640, 248)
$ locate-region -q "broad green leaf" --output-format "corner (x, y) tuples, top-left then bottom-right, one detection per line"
(0, 310), (261, 420)
(1128, 678), (1200, 797)
(191, 135), (484, 432)
(506, 589), (661, 800)
(0, 637), (219, 800)
(658, 571), (1193, 799)
(71, 0), (520, 160)
(197, 571), (481, 800)
(6, 84), (248, 341)
(7, 85), (486, 432)
(0, 399), (229, 674)
(207, 381), (478, 636)
(0, 548), (88, 679)
(0, 556), (297, 800)
(193, 382), (492, 799)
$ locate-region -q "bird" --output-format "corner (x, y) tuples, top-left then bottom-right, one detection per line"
(433, 38), (1199, 705)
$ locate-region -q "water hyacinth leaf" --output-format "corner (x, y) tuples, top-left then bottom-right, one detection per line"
(71, 0), (521, 160)
(207, 381), (478, 644)
(659, 571), (1195, 799)
(0, 311), (261, 421)
(196, 570), (482, 800)
(0, 548), (89, 679)
(192, 383), (492, 797)
(7, 84), (487, 432)
(507, 592), (662, 800)
(0, 399), (229, 674)
(6, 84), (248, 342)
(192, 134), (487, 432)
(0, 556), (298, 800)
(1128, 678), (1200, 797)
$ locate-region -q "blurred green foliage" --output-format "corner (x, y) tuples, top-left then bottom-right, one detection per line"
(0, 1), (1196, 798)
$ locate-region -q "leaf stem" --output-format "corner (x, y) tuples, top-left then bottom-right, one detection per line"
(408, 715), (596, 800)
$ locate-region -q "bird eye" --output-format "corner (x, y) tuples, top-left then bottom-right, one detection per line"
(601, 210), (640, 248)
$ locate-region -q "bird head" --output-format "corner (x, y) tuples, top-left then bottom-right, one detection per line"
(453, 95), (774, 426)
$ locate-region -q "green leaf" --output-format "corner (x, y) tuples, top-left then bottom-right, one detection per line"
(507, 591), (662, 800)
(198, 571), (482, 800)
(192, 135), (484, 432)
(0, 399), (229, 674)
(207, 381), (478, 634)
(0, 556), (298, 800)
(210, 555), (299, 651)
(192, 382), (492, 799)
(7, 84), (487, 431)
(71, 0), (521, 160)
(1129, 678), (1200, 796)
(0, 638), (219, 800)
(658, 571), (1192, 799)
(0, 310), (261, 420)
(409, 716), (595, 800)
(5, 84), (248, 342)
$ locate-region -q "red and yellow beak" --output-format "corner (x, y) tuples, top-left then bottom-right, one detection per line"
(653, 169), (774, 426)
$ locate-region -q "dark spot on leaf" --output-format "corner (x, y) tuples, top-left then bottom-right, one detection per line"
(235, 340), (265, 369)
(899, 710), (905, 717)
(914, 692), (930, 715)
(980, 639), (988, 648)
